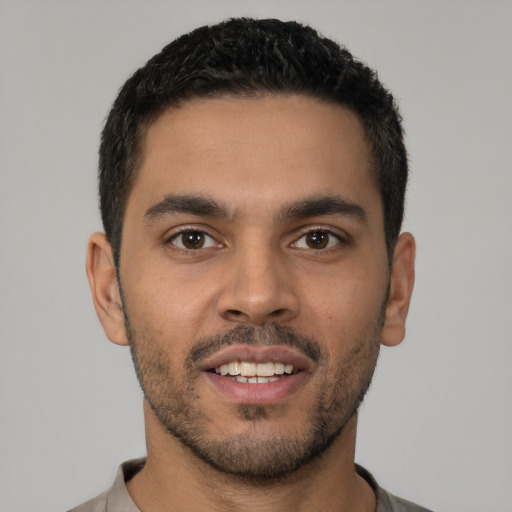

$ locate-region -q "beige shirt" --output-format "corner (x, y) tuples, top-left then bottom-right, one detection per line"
(68, 458), (433, 512)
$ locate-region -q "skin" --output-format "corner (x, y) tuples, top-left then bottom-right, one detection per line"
(86, 95), (415, 512)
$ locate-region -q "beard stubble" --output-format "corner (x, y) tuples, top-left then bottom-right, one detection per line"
(124, 311), (383, 481)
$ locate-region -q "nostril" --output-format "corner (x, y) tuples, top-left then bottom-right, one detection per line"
(226, 309), (244, 318)
(269, 308), (287, 318)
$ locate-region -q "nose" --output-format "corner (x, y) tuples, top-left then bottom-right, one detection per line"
(216, 243), (300, 326)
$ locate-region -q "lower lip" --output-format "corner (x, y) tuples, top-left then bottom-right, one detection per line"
(204, 371), (308, 405)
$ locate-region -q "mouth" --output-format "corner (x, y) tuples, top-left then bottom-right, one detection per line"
(200, 346), (310, 405)
(210, 361), (298, 384)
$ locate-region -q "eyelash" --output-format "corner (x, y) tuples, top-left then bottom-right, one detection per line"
(165, 227), (348, 252)
(166, 228), (222, 251)
(291, 228), (346, 251)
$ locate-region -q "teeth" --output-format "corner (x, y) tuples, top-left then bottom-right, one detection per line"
(274, 363), (285, 375)
(215, 361), (296, 379)
(229, 361), (240, 375)
(230, 375), (287, 384)
(256, 362), (275, 377)
(240, 362), (256, 377)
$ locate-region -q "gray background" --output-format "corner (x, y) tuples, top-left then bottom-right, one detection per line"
(1, 1), (511, 511)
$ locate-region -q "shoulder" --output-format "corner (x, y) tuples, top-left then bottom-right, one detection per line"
(378, 488), (434, 512)
(67, 489), (109, 512)
(356, 464), (434, 512)
(67, 458), (144, 512)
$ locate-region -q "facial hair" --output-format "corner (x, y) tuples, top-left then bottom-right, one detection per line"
(124, 304), (383, 481)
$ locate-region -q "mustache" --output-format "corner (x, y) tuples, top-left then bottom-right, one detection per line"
(186, 324), (322, 367)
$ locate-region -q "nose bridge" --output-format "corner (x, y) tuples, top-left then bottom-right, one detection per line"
(217, 234), (299, 325)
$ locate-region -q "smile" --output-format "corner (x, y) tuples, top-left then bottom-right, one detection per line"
(201, 346), (310, 403)
(213, 361), (296, 383)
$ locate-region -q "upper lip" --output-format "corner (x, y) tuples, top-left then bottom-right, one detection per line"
(199, 345), (313, 373)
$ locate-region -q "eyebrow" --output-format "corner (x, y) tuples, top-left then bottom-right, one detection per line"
(144, 194), (233, 224)
(143, 193), (367, 225)
(277, 195), (367, 224)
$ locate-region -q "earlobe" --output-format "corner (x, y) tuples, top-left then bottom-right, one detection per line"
(85, 232), (129, 346)
(381, 232), (416, 347)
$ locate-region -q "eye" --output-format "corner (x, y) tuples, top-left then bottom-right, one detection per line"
(292, 230), (341, 250)
(169, 230), (221, 250)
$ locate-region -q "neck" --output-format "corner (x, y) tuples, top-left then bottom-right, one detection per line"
(126, 402), (376, 512)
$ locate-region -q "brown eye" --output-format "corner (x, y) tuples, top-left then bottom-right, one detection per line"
(305, 231), (329, 249)
(170, 230), (220, 250)
(291, 230), (341, 250)
(181, 231), (205, 249)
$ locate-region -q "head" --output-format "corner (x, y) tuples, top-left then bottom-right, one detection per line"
(99, 18), (408, 269)
(88, 18), (415, 481)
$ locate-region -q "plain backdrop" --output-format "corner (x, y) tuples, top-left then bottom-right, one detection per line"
(1, 1), (511, 511)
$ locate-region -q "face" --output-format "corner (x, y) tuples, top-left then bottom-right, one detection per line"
(108, 95), (397, 478)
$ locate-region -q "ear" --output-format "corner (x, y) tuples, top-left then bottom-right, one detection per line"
(381, 232), (416, 347)
(85, 232), (129, 346)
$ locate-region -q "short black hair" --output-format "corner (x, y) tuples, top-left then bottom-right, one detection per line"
(99, 17), (408, 267)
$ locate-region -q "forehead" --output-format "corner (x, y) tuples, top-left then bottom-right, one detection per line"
(129, 95), (380, 222)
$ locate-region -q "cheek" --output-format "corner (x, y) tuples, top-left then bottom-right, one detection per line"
(123, 264), (220, 346)
(300, 267), (388, 347)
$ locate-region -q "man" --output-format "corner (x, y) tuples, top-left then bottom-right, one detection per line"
(74, 17), (428, 512)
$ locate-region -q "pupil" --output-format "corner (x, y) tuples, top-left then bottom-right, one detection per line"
(307, 232), (328, 249)
(183, 232), (204, 249)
